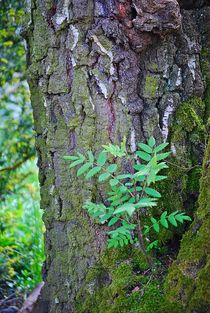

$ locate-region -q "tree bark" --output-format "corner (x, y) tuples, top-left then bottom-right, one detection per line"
(25, 1), (209, 312)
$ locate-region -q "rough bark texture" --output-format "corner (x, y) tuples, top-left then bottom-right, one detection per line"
(24, 0), (209, 312)
(165, 137), (210, 313)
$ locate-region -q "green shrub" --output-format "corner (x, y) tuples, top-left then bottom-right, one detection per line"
(64, 137), (191, 265)
(0, 160), (44, 295)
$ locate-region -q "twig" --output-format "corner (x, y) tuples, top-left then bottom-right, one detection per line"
(0, 154), (34, 173)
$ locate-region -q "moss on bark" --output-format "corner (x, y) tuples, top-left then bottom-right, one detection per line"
(74, 248), (178, 313)
(164, 137), (210, 312)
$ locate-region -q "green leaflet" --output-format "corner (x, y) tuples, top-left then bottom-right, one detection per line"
(98, 172), (110, 182)
(150, 217), (160, 233)
(138, 143), (152, 154)
(154, 175), (167, 181)
(146, 240), (158, 252)
(135, 198), (157, 208)
(145, 187), (161, 198)
(160, 211), (168, 228)
(116, 174), (132, 180)
(109, 179), (119, 186)
(69, 159), (84, 168)
(97, 151), (107, 166)
(77, 162), (92, 176)
(108, 217), (118, 226)
(129, 186), (142, 193)
(168, 214), (178, 227)
(114, 203), (136, 216)
(86, 166), (101, 179)
(107, 223), (136, 248)
(63, 155), (78, 161)
(111, 195), (130, 206)
(179, 215), (192, 221)
(136, 151), (151, 161)
(154, 142), (169, 153)
(148, 136), (156, 147)
(156, 152), (171, 161)
(102, 143), (126, 157)
(107, 164), (118, 173)
(144, 225), (150, 235)
(88, 150), (94, 163)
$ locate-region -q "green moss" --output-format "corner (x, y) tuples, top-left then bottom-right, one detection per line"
(74, 246), (182, 313)
(32, 7), (52, 61)
(171, 97), (206, 144)
(144, 75), (159, 98)
(153, 96), (207, 246)
(164, 138), (210, 312)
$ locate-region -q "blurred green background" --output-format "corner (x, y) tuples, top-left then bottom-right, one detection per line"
(0, 0), (44, 301)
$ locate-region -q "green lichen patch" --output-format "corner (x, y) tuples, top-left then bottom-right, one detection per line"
(144, 75), (159, 98)
(171, 97), (206, 145)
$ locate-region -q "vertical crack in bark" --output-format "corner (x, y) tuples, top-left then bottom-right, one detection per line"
(107, 80), (116, 143)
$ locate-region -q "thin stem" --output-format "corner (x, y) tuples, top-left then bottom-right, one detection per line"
(166, 160), (200, 172)
(0, 153), (34, 173)
(93, 161), (135, 198)
(136, 211), (152, 267)
(131, 158), (152, 266)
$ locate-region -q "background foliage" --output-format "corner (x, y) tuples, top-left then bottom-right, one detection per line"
(0, 0), (44, 300)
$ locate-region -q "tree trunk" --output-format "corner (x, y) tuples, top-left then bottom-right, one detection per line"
(25, 1), (209, 312)
(164, 137), (210, 313)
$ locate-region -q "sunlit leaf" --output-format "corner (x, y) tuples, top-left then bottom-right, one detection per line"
(98, 172), (110, 182)
(154, 143), (169, 153)
(107, 164), (118, 173)
(77, 162), (92, 176)
(86, 166), (101, 179)
(97, 151), (107, 166)
(136, 151), (151, 161)
(148, 136), (156, 147)
(138, 143), (152, 154)
(145, 187), (161, 198)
